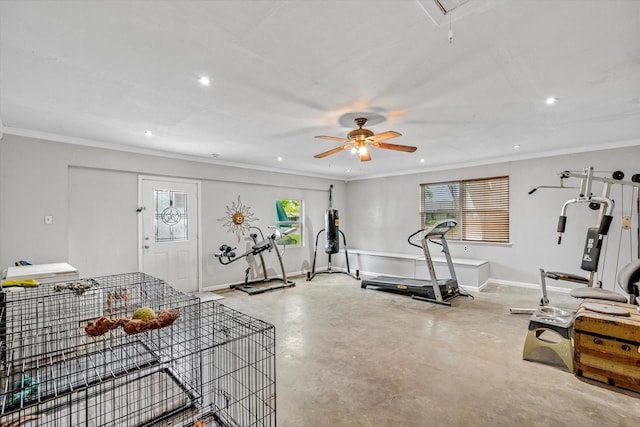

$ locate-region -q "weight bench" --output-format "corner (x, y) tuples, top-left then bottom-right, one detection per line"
(570, 258), (640, 304)
(511, 227), (627, 315)
(547, 227), (627, 302)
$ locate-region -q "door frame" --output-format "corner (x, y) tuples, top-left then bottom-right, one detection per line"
(137, 175), (202, 292)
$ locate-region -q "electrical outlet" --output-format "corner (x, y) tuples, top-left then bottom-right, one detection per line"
(44, 215), (53, 225)
(622, 216), (631, 230)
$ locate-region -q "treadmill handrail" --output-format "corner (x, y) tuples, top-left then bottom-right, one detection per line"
(408, 229), (424, 249)
(407, 219), (458, 248)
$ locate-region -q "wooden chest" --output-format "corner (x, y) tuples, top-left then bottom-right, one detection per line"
(574, 299), (640, 393)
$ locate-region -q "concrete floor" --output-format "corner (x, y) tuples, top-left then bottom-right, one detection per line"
(214, 274), (640, 427)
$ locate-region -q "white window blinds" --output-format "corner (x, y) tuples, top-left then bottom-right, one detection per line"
(420, 176), (509, 243)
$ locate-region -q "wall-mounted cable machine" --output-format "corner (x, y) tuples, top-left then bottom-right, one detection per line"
(555, 167), (640, 248)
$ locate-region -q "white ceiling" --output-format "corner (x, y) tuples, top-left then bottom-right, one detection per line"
(1, 0), (639, 180)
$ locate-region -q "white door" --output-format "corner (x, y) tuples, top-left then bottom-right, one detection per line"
(139, 177), (200, 293)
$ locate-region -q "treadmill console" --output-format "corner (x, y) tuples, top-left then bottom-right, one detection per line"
(424, 219), (458, 237)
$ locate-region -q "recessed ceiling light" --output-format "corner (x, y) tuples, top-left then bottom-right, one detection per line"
(545, 97), (557, 105)
(513, 144), (520, 149)
(277, 156), (283, 161)
(420, 158), (425, 163)
(347, 169), (351, 173)
(144, 130), (153, 137)
(198, 76), (211, 86)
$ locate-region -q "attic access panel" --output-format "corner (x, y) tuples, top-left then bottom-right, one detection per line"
(435, 0), (471, 14)
(418, 0), (472, 25)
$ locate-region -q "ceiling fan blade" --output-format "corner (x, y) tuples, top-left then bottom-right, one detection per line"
(314, 145), (349, 159)
(377, 142), (417, 152)
(359, 150), (371, 162)
(315, 135), (350, 143)
(368, 131), (402, 142)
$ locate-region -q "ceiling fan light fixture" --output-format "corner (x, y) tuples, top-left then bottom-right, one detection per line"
(313, 117), (415, 162)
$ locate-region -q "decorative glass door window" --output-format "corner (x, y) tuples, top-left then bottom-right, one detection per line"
(155, 189), (188, 242)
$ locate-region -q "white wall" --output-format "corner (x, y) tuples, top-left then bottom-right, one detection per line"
(200, 179), (343, 286)
(346, 145), (640, 293)
(1, 134), (639, 294)
(0, 135), (346, 288)
(68, 167), (138, 276)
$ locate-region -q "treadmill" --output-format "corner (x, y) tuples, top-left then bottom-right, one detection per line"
(361, 219), (467, 306)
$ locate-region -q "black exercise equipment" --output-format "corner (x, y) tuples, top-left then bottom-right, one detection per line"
(307, 185), (360, 281)
(361, 219), (469, 306)
(325, 187), (339, 255)
(617, 259), (640, 303)
(215, 226), (295, 295)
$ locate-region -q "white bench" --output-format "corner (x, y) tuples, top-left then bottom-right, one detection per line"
(3, 262), (79, 284)
(348, 249), (489, 290)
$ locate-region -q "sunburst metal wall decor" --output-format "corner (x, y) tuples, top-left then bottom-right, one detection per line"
(218, 195), (259, 242)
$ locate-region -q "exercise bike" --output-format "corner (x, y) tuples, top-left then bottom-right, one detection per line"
(215, 226), (296, 295)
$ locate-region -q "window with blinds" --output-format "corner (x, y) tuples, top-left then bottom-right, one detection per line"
(419, 176), (510, 243)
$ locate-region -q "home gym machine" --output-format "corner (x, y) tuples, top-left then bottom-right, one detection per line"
(511, 166), (640, 314)
(361, 219), (469, 306)
(215, 226), (296, 295)
(306, 185), (360, 281)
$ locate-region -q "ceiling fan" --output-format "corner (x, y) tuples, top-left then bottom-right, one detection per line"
(314, 117), (417, 162)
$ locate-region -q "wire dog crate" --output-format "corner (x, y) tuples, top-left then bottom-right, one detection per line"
(0, 272), (276, 427)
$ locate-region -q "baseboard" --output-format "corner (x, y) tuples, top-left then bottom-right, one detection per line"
(488, 278), (572, 294)
(202, 283), (232, 292)
(470, 279), (491, 292)
(356, 269), (389, 278)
